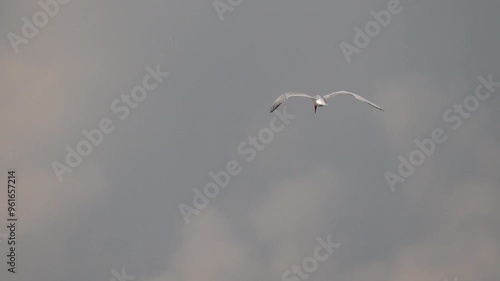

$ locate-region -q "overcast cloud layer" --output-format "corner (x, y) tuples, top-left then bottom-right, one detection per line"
(0, 1), (499, 281)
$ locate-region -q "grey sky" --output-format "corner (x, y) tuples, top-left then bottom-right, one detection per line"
(0, 0), (499, 281)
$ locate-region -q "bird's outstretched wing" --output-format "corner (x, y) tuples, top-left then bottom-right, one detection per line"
(270, 92), (316, 113)
(322, 91), (384, 111)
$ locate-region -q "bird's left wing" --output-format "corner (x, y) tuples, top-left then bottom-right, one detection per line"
(322, 91), (384, 111)
(270, 92), (316, 113)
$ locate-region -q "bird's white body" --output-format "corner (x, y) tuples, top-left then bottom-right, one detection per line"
(270, 91), (383, 113)
(314, 95), (327, 106)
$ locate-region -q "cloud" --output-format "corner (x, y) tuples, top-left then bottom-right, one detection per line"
(252, 166), (339, 241)
(149, 166), (343, 281)
(149, 208), (260, 281)
(344, 177), (499, 281)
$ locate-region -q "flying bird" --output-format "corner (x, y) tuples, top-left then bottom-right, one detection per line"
(270, 91), (384, 113)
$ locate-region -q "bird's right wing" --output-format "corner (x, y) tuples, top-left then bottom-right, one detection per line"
(323, 91), (384, 111)
(270, 92), (316, 113)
